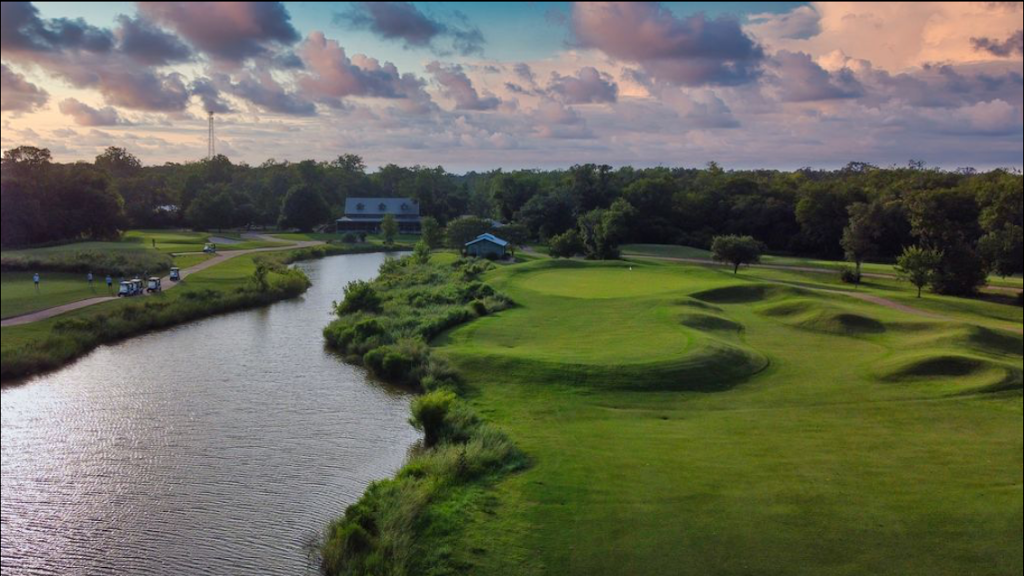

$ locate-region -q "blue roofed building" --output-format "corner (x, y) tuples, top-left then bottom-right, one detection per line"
(465, 233), (510, 259)
(336, 197), (421, 233)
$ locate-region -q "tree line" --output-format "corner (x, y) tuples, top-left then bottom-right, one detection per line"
(2, 146), (1020, 296)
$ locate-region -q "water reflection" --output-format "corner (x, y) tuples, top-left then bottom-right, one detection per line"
(1, 253), (420, 576)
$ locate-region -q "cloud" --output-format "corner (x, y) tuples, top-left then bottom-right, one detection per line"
(0, 63), (49, 112)
(113, 14), (192, 66)
(426, 61), (501, 110)
(747, 5), (822, 41)
(221, 71), (316, 116)
(0, 1), (113, 54)
(297, 31), (433, 109)
(771, 50), (863, 102)
(547, 67), (618, 104)
(191, 77), (234, 114)
(337, 2), (484, 56)
(514, 63), (536, 84)
(138, 2), (300, 64)
(532, 99), (594, 139)
(569, 2), (764, 86)
(58, 97), (126, 126)
(972, 30), (1024, 57)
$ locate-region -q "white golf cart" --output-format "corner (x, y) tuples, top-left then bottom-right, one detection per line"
(203, 243), (217, 254)
(147, 277), (162, 293)
(117, 281), (133, 297)
(169, 267), (181, 282)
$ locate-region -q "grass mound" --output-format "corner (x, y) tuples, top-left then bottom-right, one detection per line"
(679, 313), (744, 333)
(759, 299), (886, 336)
(877, 352), (1021, 394)
(451, 335), (767, 391)
(691, 284), (798, 304)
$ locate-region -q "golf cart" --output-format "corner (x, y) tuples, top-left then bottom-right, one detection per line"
(203, 243), (217, 254)
(117, 281), (133, 297)
(147, 277), (162, 293)
(169, 267), (181, 282)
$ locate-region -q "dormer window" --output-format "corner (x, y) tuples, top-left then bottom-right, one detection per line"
(401, 203), (409, 211)
(356, 203), (365, 211)
(378, 202), (387, 212)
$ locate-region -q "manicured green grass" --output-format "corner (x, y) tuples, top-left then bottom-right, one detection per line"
(432, 258), (1022, 576)
(0, 271), (108, 319)
(171, 253), (212, 269)
(621, 243), (1024, 289)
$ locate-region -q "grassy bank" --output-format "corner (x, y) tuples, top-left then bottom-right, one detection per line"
(0, 244), (404, 382)
(320, 255), (527, 575)
(1, 271), (111, 320)
(0, 255), (309, 382)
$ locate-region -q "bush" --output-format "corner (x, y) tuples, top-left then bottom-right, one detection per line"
(1016, 291), (1023, 307)
(468, 299), (488, 317)
(549, 229), (583, 258)
(341, 232), (360, 244)
(410, 390), (458, 447)
(1, 249), (172, 277)
(840, 267), (862, 285)
(336, 280), (382, 315)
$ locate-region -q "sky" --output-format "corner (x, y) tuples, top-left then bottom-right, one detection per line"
(2, 2), (1022, 172)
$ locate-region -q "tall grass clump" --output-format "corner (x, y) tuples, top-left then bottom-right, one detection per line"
(1, 267), (310, 381)
(320, 256), (524, 576)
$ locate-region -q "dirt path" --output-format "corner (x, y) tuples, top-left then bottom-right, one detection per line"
(1, 237), (321, 328)
(624, 253), (1023, 295)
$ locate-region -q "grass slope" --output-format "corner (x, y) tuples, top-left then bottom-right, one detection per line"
(1, 271), (110, 319)
(431, 258), (1022, 576)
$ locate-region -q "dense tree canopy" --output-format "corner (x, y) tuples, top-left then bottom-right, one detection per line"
(2, 145), (1020, 297)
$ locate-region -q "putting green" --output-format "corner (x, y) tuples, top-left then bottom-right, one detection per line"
(443, 261), (768, 389)
(511, 262), (690, 299)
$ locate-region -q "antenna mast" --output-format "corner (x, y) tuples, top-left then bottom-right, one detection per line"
(207, 110), (215, 159)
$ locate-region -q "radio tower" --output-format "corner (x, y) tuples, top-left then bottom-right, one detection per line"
(207, 110), (215, 159)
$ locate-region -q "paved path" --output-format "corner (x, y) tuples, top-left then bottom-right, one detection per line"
(623, 253), (1024, 295)
(1, 236), (321, 328)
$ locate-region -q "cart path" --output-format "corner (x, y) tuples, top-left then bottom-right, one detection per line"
(1, 236), (321, 328)
(623, 253), (1024, 294)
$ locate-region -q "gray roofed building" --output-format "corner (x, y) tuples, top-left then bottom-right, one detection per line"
(336, 197), (421, 233)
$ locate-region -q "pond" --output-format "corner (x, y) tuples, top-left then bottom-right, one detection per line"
(1, 253), (419, 575)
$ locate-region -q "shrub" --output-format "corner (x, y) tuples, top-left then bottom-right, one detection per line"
(1016, 291), (1023, 307)
(341, 232), (360, 244)
(410, 390), (458, 447)
(549, 229), (583, 258)
(468, 299), (488, 317)
(336, 280), (382, 315)
(840, 267), (862, 285)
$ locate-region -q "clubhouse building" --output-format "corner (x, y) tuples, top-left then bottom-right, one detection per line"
(336, 197), (421, 234)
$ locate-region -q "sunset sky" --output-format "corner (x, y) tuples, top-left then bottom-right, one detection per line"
(2, 2), (1022, 171)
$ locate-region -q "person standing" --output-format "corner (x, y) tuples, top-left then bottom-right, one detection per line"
(106, 274), (113, 293)
(33, 273), (40, 293)
(152, 238), (157, 249)
(87, 272), (94, 288)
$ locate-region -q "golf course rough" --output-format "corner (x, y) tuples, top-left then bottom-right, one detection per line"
(429, 257), (1022, 576)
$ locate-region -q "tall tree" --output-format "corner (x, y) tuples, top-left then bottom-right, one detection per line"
(841, 201), (885, 279)
(278, 184), (329, 232)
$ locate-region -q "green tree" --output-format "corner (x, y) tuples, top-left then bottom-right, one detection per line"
(499, 223), (529, 257)
(841, 201), (885, 281)
(711, 235), (764, 274)
(578, 198), (635, 260)
(381, 213), (398, 245)
(278, 184), (329, 232)
(548, 229), (583, 258)
(420, 216), (443, 249)
(94, 146), (142, 178)
(445, 216), (492, 249)
(895, 246), (942, 298)
(413, 240), (431, 264)
(186, 185), (235, 231)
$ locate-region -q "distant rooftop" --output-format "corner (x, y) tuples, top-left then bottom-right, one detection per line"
(466, 233), (509, 247)
(341, 197), (420, 221)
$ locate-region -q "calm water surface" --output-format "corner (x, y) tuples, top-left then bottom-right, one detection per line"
(1, 253), (420, 576)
